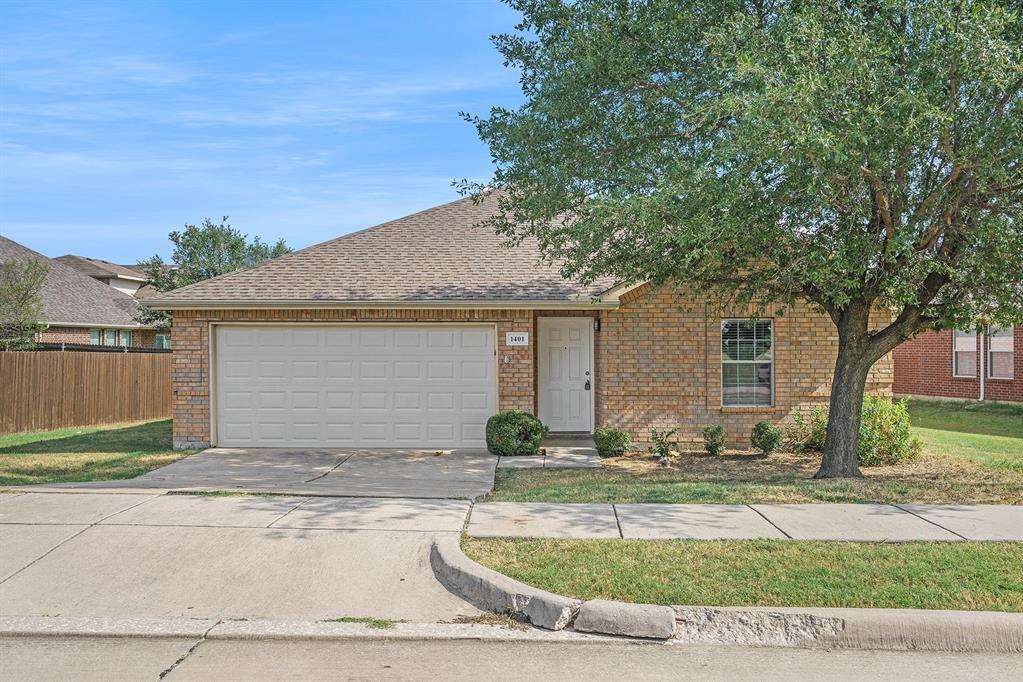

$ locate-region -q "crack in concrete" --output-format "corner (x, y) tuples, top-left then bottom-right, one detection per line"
(300, 453), (355, 484)
(0, 495), (159, 586)
(893, 504), (970, 540)
(158, 621), (220, 679)
(745, 505), (793, 539)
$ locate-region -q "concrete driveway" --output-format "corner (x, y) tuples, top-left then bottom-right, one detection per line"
(42, 447), (499, 499)
(0, 490), (478, 622)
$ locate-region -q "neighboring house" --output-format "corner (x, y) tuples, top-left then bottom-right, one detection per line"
(0, 236), (158, 348)
(146, 196), (892, 450)
(893, 327), (1021, 404)
(54, 254), (148, 296)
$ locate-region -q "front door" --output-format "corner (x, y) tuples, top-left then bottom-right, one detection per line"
(537, 317), (593, 432)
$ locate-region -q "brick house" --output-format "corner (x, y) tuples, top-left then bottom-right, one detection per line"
(0, 235), (159, 348)
(893, 327), (1021, 403)
(147, 196), (892, 450)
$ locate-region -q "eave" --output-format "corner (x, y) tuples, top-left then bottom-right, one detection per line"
(143, 298), (620, 311)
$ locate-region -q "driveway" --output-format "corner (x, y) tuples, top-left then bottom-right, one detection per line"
(0, 490), (479, 622)
(41, 447), (499, 499)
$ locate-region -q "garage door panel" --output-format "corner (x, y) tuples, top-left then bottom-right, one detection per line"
(215, 325), (495, 448)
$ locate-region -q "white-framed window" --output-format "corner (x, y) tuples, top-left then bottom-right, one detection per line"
(89, 329), (102, 345)
(155, 334), (171, 350)
(103, 329), (117, 347)
(987, 326), (1014, 379)
(721, 319), (773, 407)
(952, 329), (977, 377)
(120, 330), (132, 347)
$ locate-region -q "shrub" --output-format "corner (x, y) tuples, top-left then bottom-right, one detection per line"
(786, 405), (829, 452)
(858, 396), (922, 466)
(593, 427), (631, 458)
(750, 421), (782, 456)
(703, 425), (726, 456)
(485, 411), (549, 457)
(648, 427), (680, 459)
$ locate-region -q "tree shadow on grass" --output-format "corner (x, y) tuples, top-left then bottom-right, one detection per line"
(0, 420), (172, 455)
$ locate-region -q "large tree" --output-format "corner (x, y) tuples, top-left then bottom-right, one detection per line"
(463, 0), (1023, 478)
(137, 217), (291, 329)
(0, 258), (48, 351)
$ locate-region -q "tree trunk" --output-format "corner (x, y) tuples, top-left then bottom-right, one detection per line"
(815, 305), (874, 479)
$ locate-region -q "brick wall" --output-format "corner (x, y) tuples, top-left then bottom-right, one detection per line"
(893, 328), (1022, 403)
(170, 308), (534, 448)
(170, 291), (894, 449)
(37, 326), (159, 348)
(597, 285), (892, 446)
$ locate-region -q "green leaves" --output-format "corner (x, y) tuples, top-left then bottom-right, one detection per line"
(468, 0), (1023, 328)
(0, 258), (48, 351)
(136, 217), (291, 329)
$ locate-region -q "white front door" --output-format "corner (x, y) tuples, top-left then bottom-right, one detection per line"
(538, 317), (593, 432)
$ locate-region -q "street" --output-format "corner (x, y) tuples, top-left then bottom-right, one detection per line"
(1, 637), (1019, 682)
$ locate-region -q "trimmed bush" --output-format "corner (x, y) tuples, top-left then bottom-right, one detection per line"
(485, 410), (549, 457)
(703, 425), (726, 456)
(858, 396), (922, 466)
(750, 421), (782, 456)
(593, 427), (631, 457)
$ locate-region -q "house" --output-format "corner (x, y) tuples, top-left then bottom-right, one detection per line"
(54, 255), (148, 296)
(0, 236), (161, 348)
(146, 195), (892, 450)
(894, 327), (1021, 403)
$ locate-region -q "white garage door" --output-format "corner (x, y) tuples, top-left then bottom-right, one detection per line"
(214, 325), (496, 448)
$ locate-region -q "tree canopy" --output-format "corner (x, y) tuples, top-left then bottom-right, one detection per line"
(0, 258), (48, 351)
(464, 0), (1023, 476)
(138, 217), (291, 329)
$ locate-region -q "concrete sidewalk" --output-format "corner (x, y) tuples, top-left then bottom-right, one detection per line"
(467, 502), (1023, 541)
(0, 491), (478, 622)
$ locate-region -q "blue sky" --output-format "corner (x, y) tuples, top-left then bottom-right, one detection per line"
(0, 0), (522, 262)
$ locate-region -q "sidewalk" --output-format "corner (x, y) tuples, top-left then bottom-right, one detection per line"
(466, 502), (1023, 541)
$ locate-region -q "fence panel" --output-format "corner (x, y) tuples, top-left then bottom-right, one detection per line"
(0, 351), (172, 434)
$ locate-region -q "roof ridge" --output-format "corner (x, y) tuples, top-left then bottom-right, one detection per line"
(151, 194), (480, 300)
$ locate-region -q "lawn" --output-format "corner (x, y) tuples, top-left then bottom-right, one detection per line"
(485, 399), (1023, 505)
(462, 537), (1023, 612)
(0, 420), (190, 486)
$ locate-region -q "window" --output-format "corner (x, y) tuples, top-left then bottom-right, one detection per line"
(721, 319), (773, 407)
(155, 334), (171, 350)
(89, 329), (102, 345)
(103, 329), (117, 347)
(953, 329), (977, 377)
(988, 326), (1014, 379)
(120, 330), (132, 347)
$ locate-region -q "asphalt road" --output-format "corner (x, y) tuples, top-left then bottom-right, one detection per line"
(1, 637), (1019, 682)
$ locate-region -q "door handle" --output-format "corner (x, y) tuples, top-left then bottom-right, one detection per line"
(584, 379), (591, 391)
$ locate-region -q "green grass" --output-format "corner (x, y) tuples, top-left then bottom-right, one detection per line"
(463, 537), (1023, 612)
(321, 616), (401, 630)
(908, 399), (1023, 471)
(0, 420), (191, 486)
(486, 399), (1023, 505)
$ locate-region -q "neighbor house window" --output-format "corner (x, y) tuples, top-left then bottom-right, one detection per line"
(89, 329), (102, 345)
(120, 330), (132, 347)
(155, 334), (171, 350)
(721, 319), (773, 407)
(988, 326), (1014, 379)
(103, 329), (117, 346)
(952, 329), (977, 377)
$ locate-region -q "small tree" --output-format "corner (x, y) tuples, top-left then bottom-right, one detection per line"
(0, 258), (48, 351)
(137, 217), (291, 329)
(463, 0), (1023, 478)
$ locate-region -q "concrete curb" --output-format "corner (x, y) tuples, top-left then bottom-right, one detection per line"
(0, 616), (216, 638)
(674, 605), (1023, 653)
(430, 535), (581, 630)
(434, 537), (1023, 651)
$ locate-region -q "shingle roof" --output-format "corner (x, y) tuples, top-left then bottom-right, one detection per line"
(0, 236), (149, 328)
(54, 255), (146, 281)
(149, 195), (615, 305)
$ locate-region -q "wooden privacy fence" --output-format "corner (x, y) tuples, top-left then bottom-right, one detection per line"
(0, 351), (172, 434)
